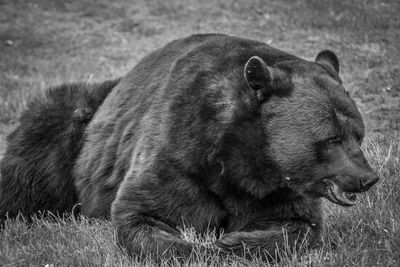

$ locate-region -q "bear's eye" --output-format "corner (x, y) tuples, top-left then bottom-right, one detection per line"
(327, 135), (342, 144)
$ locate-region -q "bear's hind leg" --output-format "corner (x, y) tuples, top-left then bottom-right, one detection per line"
(0, 79), (120, 222)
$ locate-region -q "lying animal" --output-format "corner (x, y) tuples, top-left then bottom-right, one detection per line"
(0, 34), (379, 261)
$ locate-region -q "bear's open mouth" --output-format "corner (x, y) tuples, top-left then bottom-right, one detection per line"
(323, 179), (357, 206)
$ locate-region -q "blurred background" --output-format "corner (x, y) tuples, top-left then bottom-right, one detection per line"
(0, 0), (399, 266)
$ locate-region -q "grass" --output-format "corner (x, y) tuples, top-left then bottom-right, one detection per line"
(0, 0), (399, 266)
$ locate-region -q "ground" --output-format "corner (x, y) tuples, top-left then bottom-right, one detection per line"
(0, 0), (399, 266)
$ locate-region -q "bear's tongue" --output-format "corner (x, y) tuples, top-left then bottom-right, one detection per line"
(324, 179), (356, 206)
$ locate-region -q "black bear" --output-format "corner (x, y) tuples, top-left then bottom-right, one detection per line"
(0, 34), (379, 261)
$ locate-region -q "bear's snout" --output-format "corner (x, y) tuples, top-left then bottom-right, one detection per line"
(358, 174), (379, 192)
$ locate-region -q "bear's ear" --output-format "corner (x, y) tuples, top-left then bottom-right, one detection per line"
(315, 50), (339, 73)
(244, 56), (287, 102)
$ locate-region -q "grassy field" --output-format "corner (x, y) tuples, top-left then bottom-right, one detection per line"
(0, 0), (399, 266)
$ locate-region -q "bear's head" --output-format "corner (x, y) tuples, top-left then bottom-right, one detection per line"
(244, 51), (379, 206)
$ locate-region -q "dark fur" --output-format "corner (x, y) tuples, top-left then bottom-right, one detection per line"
(0, 79), (120, 221)
(0, 34), (378, 261)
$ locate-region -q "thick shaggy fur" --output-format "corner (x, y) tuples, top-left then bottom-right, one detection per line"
(0, 79), (120, 221)
(0, 34), (378, 261)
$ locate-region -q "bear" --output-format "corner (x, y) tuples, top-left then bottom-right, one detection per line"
(0, 33), (379, 261)
(0, 78), (120, 221)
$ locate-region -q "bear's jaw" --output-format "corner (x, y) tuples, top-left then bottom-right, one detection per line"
(323, 179), (357, 206)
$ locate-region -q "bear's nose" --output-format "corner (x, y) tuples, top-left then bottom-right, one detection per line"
(359, 175), (379, 191)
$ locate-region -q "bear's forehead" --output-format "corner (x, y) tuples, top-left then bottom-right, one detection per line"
(288, 68), (364, 139)
(289, 65), (357, 115)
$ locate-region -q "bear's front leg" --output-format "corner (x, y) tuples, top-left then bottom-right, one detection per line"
(110, 170), (224, 261)
(216, 220), (318, 261)
(112, 185), (198, 261)
(112, 207), (194, 260)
